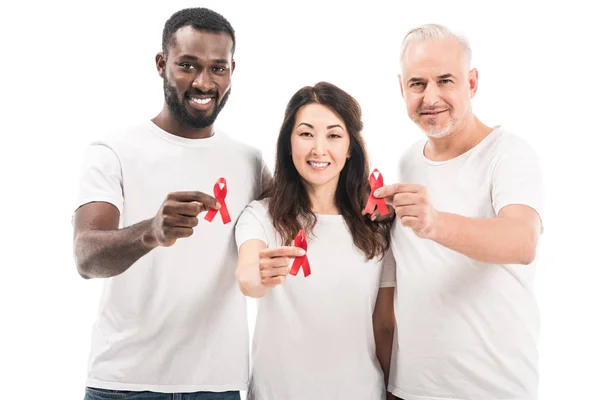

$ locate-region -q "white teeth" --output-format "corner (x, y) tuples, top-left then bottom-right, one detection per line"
(308, 161), (329, 168)
(191, 97), (212, 105)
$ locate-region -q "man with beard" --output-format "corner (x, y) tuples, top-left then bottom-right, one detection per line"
(375, 25), (544, 400)
(73, 8), (269, 400)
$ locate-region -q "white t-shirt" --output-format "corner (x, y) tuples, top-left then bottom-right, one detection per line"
(76, 121), (267, 393)
(388, 127), (543, 400)
(235, 199), (396, 400)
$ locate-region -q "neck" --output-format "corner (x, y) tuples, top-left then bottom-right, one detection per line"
(152, 106), (214, 139)
(306, 179), (339, 215)
(424, 115), (493, 161)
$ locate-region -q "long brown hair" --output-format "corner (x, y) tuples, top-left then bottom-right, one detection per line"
(260, 82), (392, 259)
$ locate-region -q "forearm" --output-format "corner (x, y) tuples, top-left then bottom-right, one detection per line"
(430, 211), (537, 265)
(236, 264), (269, 298)
(375, 323), (395, 388)
(74, 219), (156, 279)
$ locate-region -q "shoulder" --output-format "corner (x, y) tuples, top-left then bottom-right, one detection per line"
(486, 127), (539, 159)
(217, 130), (263, 160)
(242, 198), (271, 220)
(87, 121), (152, 153)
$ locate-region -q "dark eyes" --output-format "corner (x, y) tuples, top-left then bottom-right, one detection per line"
(299, 132), (342, 138)
(180, 62), (194, 70)
(178, 64), (227, 73)
(409, 79), (453, 88)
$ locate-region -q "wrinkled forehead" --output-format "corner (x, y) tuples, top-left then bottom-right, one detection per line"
(401, 37), (468, 78)
(169, 26), (233, 60)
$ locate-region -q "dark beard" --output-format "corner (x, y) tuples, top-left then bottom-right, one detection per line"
(163, 77), (231, 129)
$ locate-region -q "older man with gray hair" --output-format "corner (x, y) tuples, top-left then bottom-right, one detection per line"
(375, 24), (543, 400)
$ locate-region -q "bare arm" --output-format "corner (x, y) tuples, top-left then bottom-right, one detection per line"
(373, 287), (395, 393)
(236, 239), (269, 298)
(73, 202), (155, 279)
(430, 205), (542, 265)
(73, 191), (219, 279)
(376, 184), (542, 265)
(236, 241), (304, 298)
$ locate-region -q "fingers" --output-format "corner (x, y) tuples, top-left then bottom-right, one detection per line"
(163, 214), (199, 228)
(259, 255), (291, 270)
(158, 226), (193, 246)
(257, 246), (306, 288)
(260, 246), (306, 259)
(258, 249), (291, 288)
(394, 205), (420, 218)
(259, 265), (289, 279)
(166, 191), (221, 210)
(398, 215), (419, 229)
(391, 193), (419, 207)
(262, 276), (287, 289)
(374, 183), (422, 199)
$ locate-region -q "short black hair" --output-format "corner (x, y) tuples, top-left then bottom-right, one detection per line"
(162, 8), (236, 58)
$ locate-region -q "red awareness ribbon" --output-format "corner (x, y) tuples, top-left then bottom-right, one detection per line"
(204, 177), (231, 224)
(289, 229), (311, 277)
(362, 169), (389, 216)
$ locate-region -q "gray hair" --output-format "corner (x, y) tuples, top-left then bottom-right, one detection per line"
(400, 24), (472, 69)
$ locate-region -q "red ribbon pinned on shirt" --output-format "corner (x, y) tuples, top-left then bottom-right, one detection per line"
(204, 177), (231, 224)
(362, 169), (389, 216)
(289, 229), (311, 277)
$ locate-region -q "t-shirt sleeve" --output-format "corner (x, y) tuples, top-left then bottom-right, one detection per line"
(379, 249), (396, 288)
(491, 137), (544, 223)
(76, 142), (124, 214)
(235, 201), (270, 249)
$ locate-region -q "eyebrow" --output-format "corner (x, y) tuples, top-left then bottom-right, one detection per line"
(438, 73), (456, 80)
(178, 54), (229, 64)
(407, 73), (456, 83)
(297, 122), (345, 130)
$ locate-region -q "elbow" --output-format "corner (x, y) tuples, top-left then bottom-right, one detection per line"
(73, 237), (92, 279)
(74, 253), (92, 279)
(77, 265), (92, 280)
(517, 231), (539, 265)
(519, 246), (537, 265)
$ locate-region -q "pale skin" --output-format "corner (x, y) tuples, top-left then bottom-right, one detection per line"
(376, 36), (542, 265)
(236, 103), (395, 392)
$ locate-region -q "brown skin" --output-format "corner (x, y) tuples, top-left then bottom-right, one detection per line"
(373, 287), (395, 399)
(74, 192), (220, 279)
(73, 27), (234, 279)
(153, 26), (235, 139)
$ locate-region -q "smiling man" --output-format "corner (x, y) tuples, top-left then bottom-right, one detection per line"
(73, 8), (269, 400)
(377, 25), (544, 400)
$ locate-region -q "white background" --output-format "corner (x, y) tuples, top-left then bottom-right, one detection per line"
(1, 0), (598, 398)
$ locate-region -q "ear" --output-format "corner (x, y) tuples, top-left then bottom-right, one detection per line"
(468, 68), (479, 98)
(156, 52), (166, 78)
(398, 74), (405, 99)
(231, 59), (236, 74)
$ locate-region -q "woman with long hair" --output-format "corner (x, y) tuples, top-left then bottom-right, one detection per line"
(235, 82), (396, 399)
